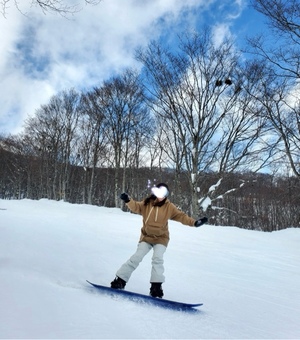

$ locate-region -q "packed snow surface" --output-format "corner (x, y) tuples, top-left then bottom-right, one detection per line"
(1, 199), (299, 339)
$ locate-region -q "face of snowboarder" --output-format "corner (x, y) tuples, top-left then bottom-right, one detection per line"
(151, 185), (169, 199)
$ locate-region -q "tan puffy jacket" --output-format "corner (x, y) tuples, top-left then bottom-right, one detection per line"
(126, 198), (196, 247)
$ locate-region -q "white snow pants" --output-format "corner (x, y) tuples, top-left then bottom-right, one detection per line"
(116, 242), (167, 283)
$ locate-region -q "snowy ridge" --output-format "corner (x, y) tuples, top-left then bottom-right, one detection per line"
(0, 199), (299, 339)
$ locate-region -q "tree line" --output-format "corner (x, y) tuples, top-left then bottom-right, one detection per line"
(1, 0), (299, 231)
(0, 141), (299, 231)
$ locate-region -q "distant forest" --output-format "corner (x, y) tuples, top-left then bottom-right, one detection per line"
(1, 140), (299, 231)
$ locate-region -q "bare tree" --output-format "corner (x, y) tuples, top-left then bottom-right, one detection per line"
(23, 89), (81, 200)
(249, 0), (300, 79)
(77, 91), (108, 205)
(247, 1), (300, 177)
(93, 69), (154, 208)
(247, 62), (300, 177)
(137, 30), (266, 215)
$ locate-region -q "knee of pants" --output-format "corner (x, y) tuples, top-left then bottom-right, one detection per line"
(151, 246), (166, 264)
(130, 252), (145, 264)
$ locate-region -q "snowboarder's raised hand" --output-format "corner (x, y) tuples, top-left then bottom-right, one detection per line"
(120, 192), (130, 203)
(194, 217), (208, 227)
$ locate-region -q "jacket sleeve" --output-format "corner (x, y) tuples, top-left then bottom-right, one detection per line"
(169, 203), (196, 226)
(126, 199), (144, 215)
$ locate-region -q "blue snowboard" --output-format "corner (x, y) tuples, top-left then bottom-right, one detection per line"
(86, 280), (203, 311)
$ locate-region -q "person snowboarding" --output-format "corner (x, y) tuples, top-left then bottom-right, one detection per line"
(110, 182), (208, 298)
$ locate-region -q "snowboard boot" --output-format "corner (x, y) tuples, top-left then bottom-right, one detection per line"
(150, 282), (164, 298)
(111, 276), (126, 289)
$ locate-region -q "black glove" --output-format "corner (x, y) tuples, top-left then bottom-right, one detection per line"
(194, 217), (208, 227)
(120, 192), (130, 203)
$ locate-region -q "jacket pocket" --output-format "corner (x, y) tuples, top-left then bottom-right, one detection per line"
(145, 225), (166, 237)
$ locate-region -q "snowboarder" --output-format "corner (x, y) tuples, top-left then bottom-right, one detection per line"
(110, 182), (208, 298)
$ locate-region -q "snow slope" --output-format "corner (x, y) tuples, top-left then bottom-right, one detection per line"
(0, 199), (299, 339)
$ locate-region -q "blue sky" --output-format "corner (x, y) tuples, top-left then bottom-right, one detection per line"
(0, 0), (268, 135)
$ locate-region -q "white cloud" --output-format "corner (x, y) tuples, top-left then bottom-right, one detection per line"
(227, 0), (246, 20)
(0, 0), (248, 135)
(212, 22), (233, 46)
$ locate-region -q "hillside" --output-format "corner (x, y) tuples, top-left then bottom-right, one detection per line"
(0, 199), (299, 339)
